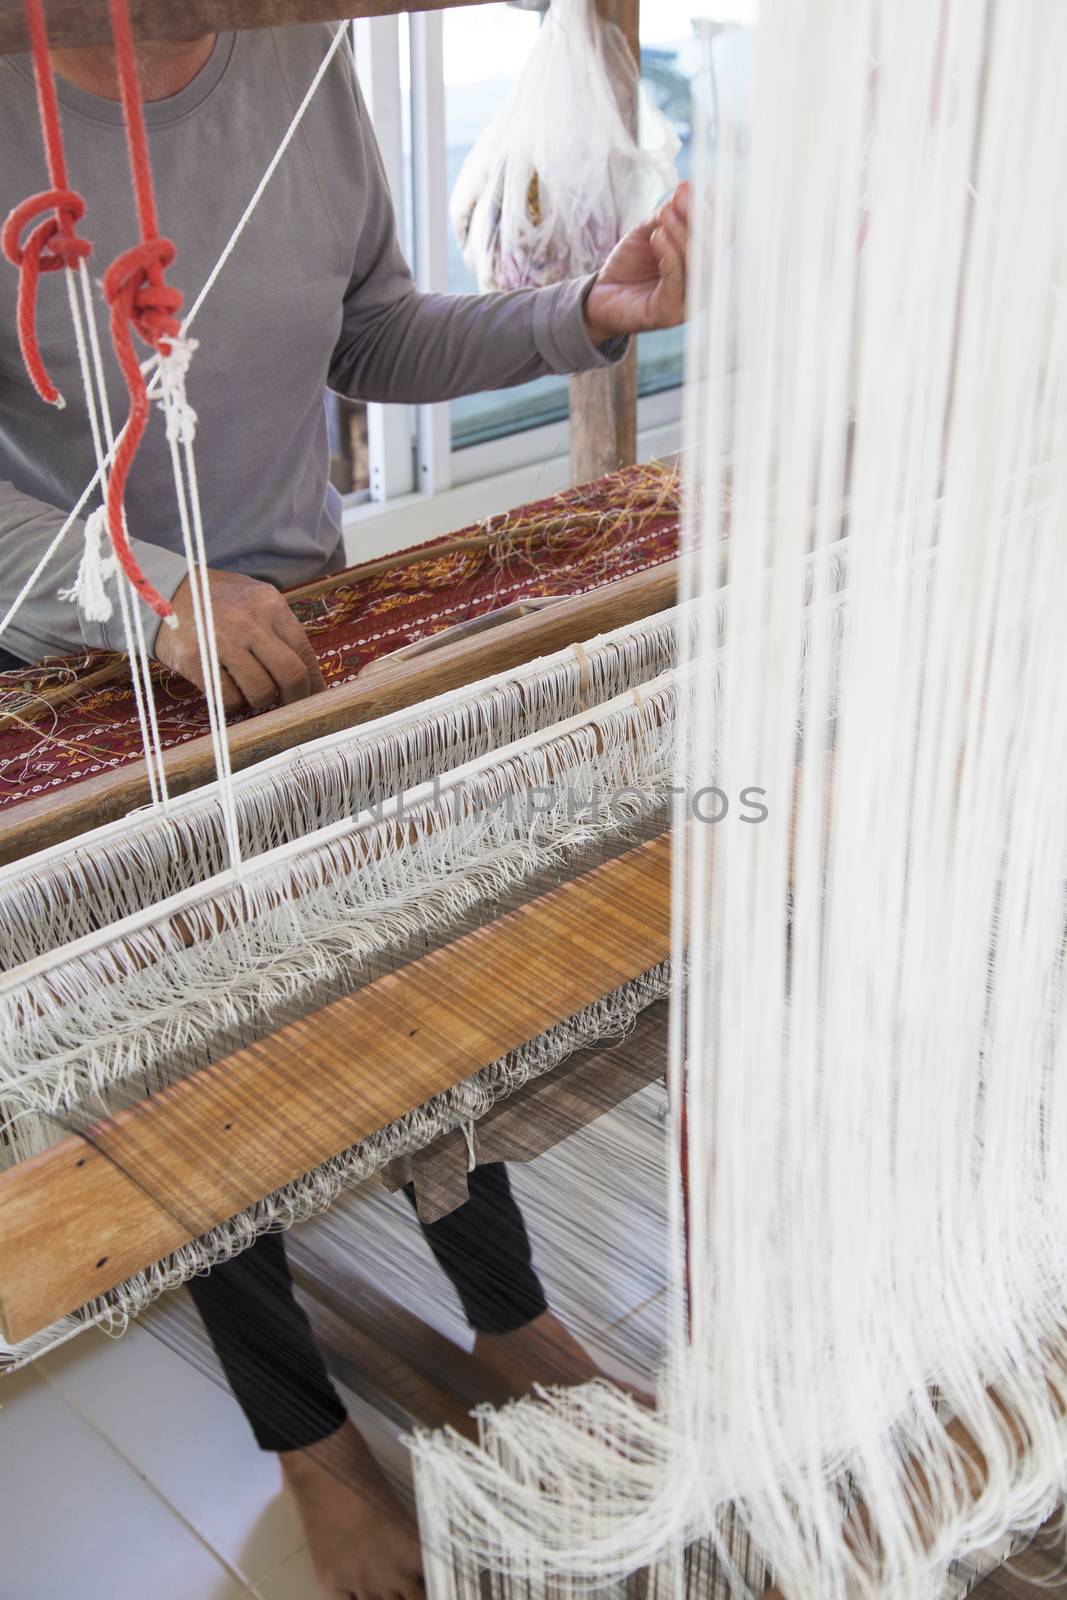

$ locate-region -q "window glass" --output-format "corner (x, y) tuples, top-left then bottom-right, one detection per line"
(441, 3), (733, 454)
(333, 8), (759, 493)
(443, 5), (565, 451)
(327, 393), (369, 497)
(637, 1), (704, 399)
(638, 3), (757, 393)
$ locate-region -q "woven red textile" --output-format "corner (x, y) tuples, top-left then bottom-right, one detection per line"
(0, 465), (680, 814)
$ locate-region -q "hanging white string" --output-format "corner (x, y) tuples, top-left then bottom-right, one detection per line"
(58, 505), (114, 624)
(407, 5), (1067, 1596)
(154, 337), (243, 868)
(56, 258), (171, 807)
(0, 21), (351, 643)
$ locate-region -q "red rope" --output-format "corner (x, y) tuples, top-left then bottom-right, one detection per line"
(102, 0), (184, 625)
(0, 0), (91, 406)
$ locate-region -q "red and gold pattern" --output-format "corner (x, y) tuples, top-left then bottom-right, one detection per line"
(0, 463), (680, 813)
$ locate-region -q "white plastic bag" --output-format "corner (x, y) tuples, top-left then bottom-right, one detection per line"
(450, 0), (680, 293)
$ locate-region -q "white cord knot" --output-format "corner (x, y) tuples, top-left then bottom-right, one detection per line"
(154, 335), (200, 446)
(58, 507), (118, 623)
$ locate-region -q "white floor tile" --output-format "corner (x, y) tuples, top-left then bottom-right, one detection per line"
(38, 1314), (306, 1585)
(0, 1366), (248, 1600)
(252, 1544), (320, 1600)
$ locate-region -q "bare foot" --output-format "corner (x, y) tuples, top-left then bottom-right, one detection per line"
(473, 1310), (654, 1408)
(280, 1418), (424, 1600)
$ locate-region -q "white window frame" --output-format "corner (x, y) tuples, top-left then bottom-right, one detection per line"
(352, 16), (416, 503)
(409, 12), (454, 498)
(346, 9), (685, 558)
(450, 385), (683, 489)
(341, 398), (682, 565)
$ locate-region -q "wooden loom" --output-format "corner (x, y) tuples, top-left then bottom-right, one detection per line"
(0, 449), (682, 1328)
(0, 0), (657, 1356)
(0, 0), (665, 1366)
(1, 8), (1052, 1598)
(0, 28), (681, 1591)
(0, 519), (684, 1542)
(0, 520), (1049, 1600)
(0, 828), (672, 1343)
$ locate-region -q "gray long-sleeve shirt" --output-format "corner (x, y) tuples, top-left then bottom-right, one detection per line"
(0, 26), (625, 661)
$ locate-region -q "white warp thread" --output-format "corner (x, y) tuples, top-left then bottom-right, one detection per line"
(0, 539), (863, 972)
(0, 679), (685, 1156)
(0, 604), (687, 969)
(409, 2), (1067, 1595)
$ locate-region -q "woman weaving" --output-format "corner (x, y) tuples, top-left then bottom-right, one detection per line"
(0, 23), (689, 1600)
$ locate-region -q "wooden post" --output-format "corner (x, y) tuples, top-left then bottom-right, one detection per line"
(0, 0), (498, 56)
(0, 834), (672, 1342)
(570, 0), (641, 487)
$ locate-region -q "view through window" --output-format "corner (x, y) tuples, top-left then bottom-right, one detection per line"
(444, 1), (713, 451)
(328, 6), (757, 499)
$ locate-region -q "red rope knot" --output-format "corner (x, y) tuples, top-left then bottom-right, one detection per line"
(2, 188), (90, 270)
(1, 188), (92, 406)
(102, 237), (183, 352)
(99, 237), (185, 627)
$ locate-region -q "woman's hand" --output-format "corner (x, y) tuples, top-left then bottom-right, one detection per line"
(583, 181), (692, 344)
(155, 568), (326, 714)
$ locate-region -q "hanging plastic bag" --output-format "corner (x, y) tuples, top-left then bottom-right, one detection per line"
(450, 0), (680, 293)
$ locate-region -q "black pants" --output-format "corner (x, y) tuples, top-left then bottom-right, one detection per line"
(186, 1163), (547, 1452)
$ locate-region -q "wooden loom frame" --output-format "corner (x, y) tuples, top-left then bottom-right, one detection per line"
(0, 515), (682, 1339)
(0, 831), (672, 1343)
(0, 0), (663, 1347)
(1, 14), (1061, 1595)
(0, 553), (680, 864)
(0, 479), (683, 1333)
(0, 0), (511, 50)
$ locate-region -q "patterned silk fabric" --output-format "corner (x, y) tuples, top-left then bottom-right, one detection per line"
(0, 464), (679, 813)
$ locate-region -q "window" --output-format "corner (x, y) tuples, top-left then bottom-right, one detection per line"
(440, 2), (709, 454)
(327, 396), (370, 497)
(338, 6), (755, 523)
(443, 4), (570, 452)
(636, 2), (705, 400)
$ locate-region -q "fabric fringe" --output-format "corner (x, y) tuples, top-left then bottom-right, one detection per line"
(0, 963), (670, 1369)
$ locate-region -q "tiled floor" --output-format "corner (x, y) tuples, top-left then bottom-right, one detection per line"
(9, 1319), (1067, 1600)
(0, 1320), (314, 1599)
(5, 1273), (1067, 1599)
(1, 1095), (670, 1599)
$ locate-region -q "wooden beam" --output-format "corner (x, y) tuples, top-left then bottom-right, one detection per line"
(570, 0), (641, 486)
(383, 997), (669, 1222)
(0, 831), (671, 1344)
(571, 348), (640, 486)
(0, 0), (496, 55)
(0, 555), (680, 867)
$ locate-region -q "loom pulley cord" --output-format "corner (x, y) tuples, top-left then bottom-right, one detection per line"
(0, 0), (91, 408)
(102, 0), (182, 628)
(2, 0), (178, 628)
